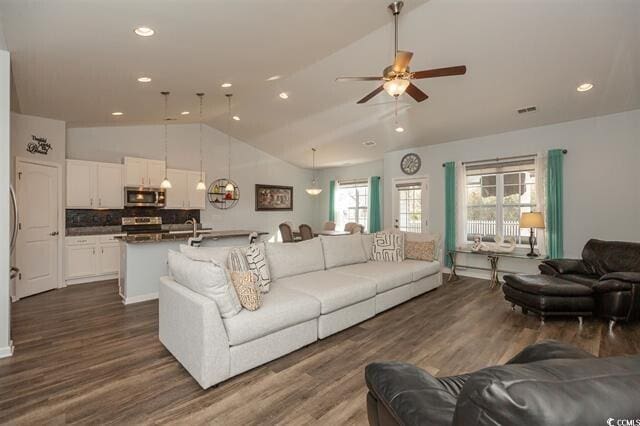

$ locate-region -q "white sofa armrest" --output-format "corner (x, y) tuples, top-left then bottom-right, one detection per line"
(159, 276), (230, 389)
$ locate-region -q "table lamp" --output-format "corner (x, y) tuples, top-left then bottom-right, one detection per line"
(520, 212), (545, 257)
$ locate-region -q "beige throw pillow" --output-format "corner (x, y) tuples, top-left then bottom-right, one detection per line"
(405, 240), (436, 261)
(230, 271), (262, 311)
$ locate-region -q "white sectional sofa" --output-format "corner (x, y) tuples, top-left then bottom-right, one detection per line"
(159, 234), (442, 389)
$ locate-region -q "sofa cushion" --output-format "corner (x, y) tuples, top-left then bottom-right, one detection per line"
(180, 244), (234, 266)
(560, 273), (601, 288)
(264, 238), (325, 280)
(223, 285), (320, 346)
(227, 247), (250, 271)
(277, 270), (376, 314)
(403, 259), (441, 282)
(582, 238), (640, 275)
(320, 234), (368, 269)
(361, 233), (374, 260)
(168, 250), (242, 318)
(332, 262), (413, 293)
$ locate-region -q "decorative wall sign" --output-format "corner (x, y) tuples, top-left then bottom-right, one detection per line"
(27, 135), (52, 155)
(208, 178), (239, 210)
(255, 185), (293, 211)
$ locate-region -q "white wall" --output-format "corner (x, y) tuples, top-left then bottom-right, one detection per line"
(66, 124), (317, 240)
(384, 109), (640, 259)
(314, 160), (384, 230)
(0, 44), (12, 355)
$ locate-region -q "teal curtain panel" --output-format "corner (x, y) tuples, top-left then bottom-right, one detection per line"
(369, 176), (382, 233)
(328, 180), (336, 222)
(546, 149), (564, 258)
(444, 162), (456, 267)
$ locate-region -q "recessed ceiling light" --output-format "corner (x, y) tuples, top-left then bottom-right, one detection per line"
(279, 92), (289, 99)
(266, 75), (281, 81)
(362, 140), (376, 147)
(232, 115), (240, 121)
(181, 111), (190, 115)
(134, 27), (154, 37)
(577, 82), (594, 92)
(112, 111), (124, 116)
(137, 77), (152, 83)
(395, 126), (404, 133)
(221, 82), (232, 88)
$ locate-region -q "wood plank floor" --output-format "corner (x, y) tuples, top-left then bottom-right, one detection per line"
(1, 276), (639, 425)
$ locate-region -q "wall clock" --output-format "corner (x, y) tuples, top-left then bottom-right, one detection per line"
(401, 153), (421, 175)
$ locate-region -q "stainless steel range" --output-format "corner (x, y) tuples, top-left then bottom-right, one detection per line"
(121, 216), (166, 235)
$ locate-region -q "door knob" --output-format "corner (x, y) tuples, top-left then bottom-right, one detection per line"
(50, 231), (59, 236)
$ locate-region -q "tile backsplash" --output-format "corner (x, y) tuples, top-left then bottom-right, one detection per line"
(66, 208), (201, 228)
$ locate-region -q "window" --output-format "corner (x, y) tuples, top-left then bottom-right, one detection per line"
(335, 180), (368, 231)
(465, 159), (536, 245)
(397, 183), (422, 233)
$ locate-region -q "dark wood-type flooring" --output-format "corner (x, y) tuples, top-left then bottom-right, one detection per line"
(1, 276), (639, 425)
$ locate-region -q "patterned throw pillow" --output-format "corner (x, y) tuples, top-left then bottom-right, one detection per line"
(245, 244), (272, 292)
(227, 247), (250, 272)
(372, 232), (404, 262)
(405, 240), (435, 261)
(230, 271), (262, 311)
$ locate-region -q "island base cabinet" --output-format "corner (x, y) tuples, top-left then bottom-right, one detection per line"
(65, 235), (123, 285)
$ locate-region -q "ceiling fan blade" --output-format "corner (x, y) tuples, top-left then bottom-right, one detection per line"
(405, 83), (429, 102)
(412, 65), (467, 79)
(357, 86), (384, 104)
(392, 51), (413, 73)
(335, 76), (384, 82)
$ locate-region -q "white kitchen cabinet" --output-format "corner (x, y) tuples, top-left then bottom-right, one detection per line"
(66, 160), (123, 209)
(65, 235), (123, 284)
(164, 169), (206, 209)
(187, 171), (206, 209)
(123, 157), (166, 188)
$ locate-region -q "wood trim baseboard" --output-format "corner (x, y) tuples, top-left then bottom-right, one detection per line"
(0, 341), (14, 358)
(65, 273), (118, 286)
(122, 292), (158, 305)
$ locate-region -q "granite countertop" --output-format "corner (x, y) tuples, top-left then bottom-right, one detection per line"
(115, 230), (268, 244)
(66, 224), (211, 237)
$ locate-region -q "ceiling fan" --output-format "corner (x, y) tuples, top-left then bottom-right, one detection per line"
(336, 1), (467, 104)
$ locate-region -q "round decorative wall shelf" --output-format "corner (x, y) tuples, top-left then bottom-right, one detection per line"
(208, 178), (239, 210)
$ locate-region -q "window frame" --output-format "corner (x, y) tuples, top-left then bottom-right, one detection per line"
(335, 179), (369, 231)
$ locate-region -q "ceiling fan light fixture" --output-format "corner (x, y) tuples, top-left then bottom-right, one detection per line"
(383, 78), (410, 97)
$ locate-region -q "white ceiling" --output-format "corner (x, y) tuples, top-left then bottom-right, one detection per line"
(2, 0), (639, 168)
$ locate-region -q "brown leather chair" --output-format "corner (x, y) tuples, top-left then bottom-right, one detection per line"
(279, 223), (294, 243)
(298, 224), (314, 241)
(323, 221), (336, 231)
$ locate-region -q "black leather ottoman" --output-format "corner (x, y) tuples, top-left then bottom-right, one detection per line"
(503, 274), (594, 324)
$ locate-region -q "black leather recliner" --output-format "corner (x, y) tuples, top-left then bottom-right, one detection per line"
(540, 239), (640, 325)
(365, 340), (640, 426)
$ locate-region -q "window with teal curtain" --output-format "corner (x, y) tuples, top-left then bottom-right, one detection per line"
(328, 180), (336, 222)
(444, 162), (456, 267)
(368, 176), (381, 233)
(547, 149), (564, 258)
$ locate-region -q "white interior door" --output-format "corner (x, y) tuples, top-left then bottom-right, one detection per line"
(392, 177), (429, 233)
(16, 160), (60, 298)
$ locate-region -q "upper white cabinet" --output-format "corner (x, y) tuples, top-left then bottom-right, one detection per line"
(66, 160), (123, 209)
(123, 157), (166, 188)
(165, 169), (206, 209)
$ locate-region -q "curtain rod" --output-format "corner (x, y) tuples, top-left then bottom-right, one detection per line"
(441, 149), (567, 167)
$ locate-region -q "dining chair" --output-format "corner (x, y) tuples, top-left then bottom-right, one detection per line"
(345, 223), (363, 234)
(279, 222), (295, 243)
(298, 224), (314, 241)
(323, 221), (336, 231)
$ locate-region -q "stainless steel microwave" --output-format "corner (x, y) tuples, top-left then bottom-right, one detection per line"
(124, 187), (166, 208)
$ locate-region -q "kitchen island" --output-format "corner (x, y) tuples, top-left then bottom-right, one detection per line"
(117, 230), (267, 304)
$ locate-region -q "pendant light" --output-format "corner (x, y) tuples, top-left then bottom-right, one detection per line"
(195, 93), (207, 191)
(305, 148), (322, 195)
(160, 91), (172, 189)
(393, 96), (404, 133)
(224, 94), (235, 192)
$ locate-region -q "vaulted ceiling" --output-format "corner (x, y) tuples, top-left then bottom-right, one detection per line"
(1, 0), (639, 168)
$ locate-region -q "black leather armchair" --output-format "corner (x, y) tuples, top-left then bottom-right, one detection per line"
(365, 340), (640, 426)
(540, 239), (640, 326)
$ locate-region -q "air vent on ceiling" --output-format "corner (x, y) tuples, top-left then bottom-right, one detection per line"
(517, 106), (537, 114)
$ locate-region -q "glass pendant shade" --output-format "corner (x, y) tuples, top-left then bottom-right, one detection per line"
(383, 78), (410, 97)
(160, 177), (172, 189)
(305, 148), (322, 195)
(196, 180), (206, 191)
(196, 93), (206, 191)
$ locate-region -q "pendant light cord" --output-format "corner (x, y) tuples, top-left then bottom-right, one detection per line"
(227, 94), (232, 182)
(198, 93), (204, 181)
(162, 91), (170, 175)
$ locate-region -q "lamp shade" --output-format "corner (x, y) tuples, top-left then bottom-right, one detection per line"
(520, 212), (545, 229)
